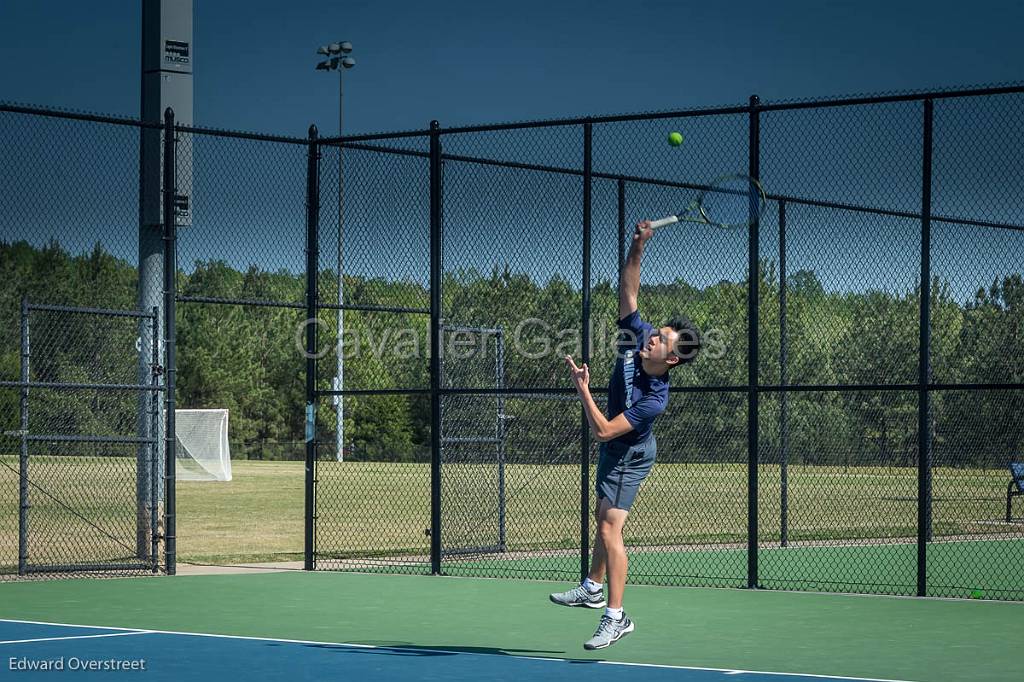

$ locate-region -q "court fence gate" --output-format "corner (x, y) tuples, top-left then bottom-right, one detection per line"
(0, 301), (164, 577)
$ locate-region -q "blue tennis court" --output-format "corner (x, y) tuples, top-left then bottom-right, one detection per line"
(2, 618), (913, 682)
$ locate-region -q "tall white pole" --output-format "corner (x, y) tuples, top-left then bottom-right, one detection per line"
(335, 67), (345, 463)
(141, 0), (193, 558)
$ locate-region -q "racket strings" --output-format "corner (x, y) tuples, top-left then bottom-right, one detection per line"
(698, 176), (766, 228)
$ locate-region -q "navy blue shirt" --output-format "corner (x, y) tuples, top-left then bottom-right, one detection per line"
(606, 310), (670, 447)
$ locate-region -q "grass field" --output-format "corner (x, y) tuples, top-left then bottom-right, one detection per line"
(2, 457), (1022, 597)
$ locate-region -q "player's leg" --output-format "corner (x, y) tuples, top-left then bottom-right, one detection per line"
(549, 449), (614, 609)
(583, 438), (656, 650)
(583, 499), (635, 649)
(548, 501), (607, 607)
(587, 498), (607, 582)
(598, 498), (629, 609)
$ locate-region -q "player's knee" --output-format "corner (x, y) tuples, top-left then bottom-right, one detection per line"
(598, 519), (621, 544)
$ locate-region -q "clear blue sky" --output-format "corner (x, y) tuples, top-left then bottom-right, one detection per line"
(1, 0), (1022, 136)
(1, 0), (1021, 304)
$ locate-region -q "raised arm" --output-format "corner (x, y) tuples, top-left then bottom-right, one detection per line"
(619, 221), (654, 319)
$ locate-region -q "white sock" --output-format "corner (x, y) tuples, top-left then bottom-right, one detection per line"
(605, 606), (623, 620)
(583, 578), (602, 593)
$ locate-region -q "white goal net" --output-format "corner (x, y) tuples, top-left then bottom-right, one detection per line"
(175, 409), (232, 481)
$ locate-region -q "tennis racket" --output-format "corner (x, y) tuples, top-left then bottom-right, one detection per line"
(647, 174), (767, 230)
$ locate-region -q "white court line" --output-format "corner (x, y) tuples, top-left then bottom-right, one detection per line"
(0, 618), (918, 682)
(0, 631), (153, 645)
(600, 660), (916, 681)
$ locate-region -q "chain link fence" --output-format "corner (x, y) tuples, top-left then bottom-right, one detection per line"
(311, 132), (433, 574)
(2, 83), (1022, 599)
(0, 106), (166, 579)
(0, 303), (162, 578)
(169, 125), (310, 567)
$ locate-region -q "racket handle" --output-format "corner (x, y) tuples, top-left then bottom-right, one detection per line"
(648, 216), (679, 230)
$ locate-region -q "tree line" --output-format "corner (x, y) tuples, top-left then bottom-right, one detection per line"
(1, 240), (1021, 468)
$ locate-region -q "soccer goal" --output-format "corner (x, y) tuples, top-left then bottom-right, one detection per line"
(175, 409), (232, 482)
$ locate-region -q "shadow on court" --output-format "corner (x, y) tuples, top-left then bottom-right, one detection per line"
(309, 641), (575, 658)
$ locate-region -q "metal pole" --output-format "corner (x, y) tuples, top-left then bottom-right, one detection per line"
(747, 95), (761, 589)
(580, 121), (593, 582)
(305, 125), (321, 571)
(617, 178), (626, 276)
(161, 108), (178, 576)
(136, 307), (152, 561)
(917, 99), (934, 596)
(429, 120), (443, 575)
(150, 308), (160, 572)
(496, 330), (507, 552)
(140, 0), (190, 537)
(779, 201), (788, 548)
(335, 67), (345, 463)
(137, 118), (159, 562)
(18, 297), (29, 575)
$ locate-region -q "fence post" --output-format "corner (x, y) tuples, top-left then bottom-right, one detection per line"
(496, 330), (507, 552)
(161, 107), (178, 576)
(917, 99), (934, 596)
(150, 308), (161, 573)
(747, 94), (761, 589)
(429, 120), (443, 575)
(18, 297), (29, 576)
(304, 124), (320, 571)
(778, 200), (788, 548)
(580, 121), (593, 581)
(617, 178), (626, 277)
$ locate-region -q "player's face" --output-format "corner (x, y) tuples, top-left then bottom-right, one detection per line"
(638, 326), (680, 365)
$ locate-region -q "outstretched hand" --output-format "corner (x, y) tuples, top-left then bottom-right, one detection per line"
(565, 355), (590, 393)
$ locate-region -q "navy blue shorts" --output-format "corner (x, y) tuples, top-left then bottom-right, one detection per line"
(595, 435), (656, 511)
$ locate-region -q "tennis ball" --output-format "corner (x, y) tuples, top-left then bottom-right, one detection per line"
(667, 131), (684, 147)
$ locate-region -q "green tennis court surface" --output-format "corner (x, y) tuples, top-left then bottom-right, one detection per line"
(444, 538), (1024, 599)
(1, 572), (1021, 681)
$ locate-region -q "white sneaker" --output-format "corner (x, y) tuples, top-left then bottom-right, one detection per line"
(548, 584), (606, 608)
(583, 613), (634, 650)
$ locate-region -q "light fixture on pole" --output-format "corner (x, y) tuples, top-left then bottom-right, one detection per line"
(315, 41), (355, 463)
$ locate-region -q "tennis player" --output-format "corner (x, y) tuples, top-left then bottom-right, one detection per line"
(552, 219), (701, 650)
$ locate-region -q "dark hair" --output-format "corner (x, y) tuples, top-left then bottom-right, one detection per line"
(666, 315), (702, 367)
